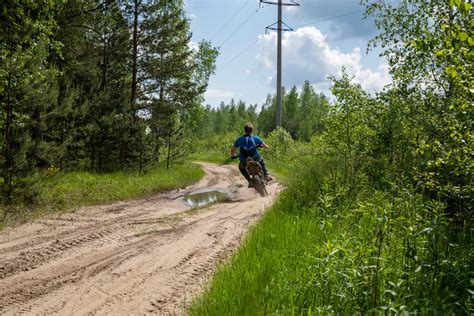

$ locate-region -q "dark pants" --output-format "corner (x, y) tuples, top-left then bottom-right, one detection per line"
(239, 159), (269, 182)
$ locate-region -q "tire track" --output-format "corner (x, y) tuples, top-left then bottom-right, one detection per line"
(0, 162), (280, 315)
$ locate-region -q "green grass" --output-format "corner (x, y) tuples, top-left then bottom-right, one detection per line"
(189, 190), (473, 315)
(188, 207), (325, 315)
(1, 163), (204, 229)
(188, 151), (237, 165)
(266, 160), (291, 180)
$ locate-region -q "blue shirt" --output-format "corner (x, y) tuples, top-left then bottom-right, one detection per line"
(233, 135), (264, 162)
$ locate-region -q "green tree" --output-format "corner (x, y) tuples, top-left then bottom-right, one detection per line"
(0, 0), (59, 199)
(296, 81), (329, 141)
(363, 0), (473, 216)
(282, 86), (299, 138)
(258, 94), (276, 135)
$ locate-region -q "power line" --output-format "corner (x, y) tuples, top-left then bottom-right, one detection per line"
(210, 0), (250, 41)
(292, 9), (364, 28)
(220, 39), (259, 70)
(217, 5), (261, 48)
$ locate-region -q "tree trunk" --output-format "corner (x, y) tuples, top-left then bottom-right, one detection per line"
(4, 72), (13, 193)
(90, 147), (95, 172)
(155, 134), (160, 166)
(138, 147), (143, 175)
(166, 119), (172, 170)
(130, 0), (139, 114)
(101, 35), (108, 91)
(155, 83), (164, 165)
(120, 143), (125, 170)
(30, 106), (41, 169)
(60, 116), (67, 171)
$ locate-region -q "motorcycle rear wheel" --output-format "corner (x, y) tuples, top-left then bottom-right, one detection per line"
(253, 176), (268, 197)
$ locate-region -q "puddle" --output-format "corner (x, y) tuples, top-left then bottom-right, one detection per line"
(181, 188), (230, 208)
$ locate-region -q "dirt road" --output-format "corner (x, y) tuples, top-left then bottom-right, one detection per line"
(0, 163), (280, 315)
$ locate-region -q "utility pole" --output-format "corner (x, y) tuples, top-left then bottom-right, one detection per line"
(260, 0), (299, 128)
(277, 1), (282, 129)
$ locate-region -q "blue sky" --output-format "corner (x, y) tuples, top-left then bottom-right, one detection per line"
(184, 0), (391, 107)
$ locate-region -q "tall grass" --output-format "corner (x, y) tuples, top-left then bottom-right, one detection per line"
(1, 163), (204, 228)
(189, 160), (473, 315)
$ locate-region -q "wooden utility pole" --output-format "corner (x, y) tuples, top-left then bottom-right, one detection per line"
(260, 0), (299, 128)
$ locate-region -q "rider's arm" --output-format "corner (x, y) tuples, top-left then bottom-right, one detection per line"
(230, 146), (238, 157)
(254, 136), (268, 151)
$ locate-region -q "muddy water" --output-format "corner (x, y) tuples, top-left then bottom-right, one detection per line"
(182, 188), (230, 208)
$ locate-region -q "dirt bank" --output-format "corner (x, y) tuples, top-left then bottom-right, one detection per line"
(0, 162), (280, 315)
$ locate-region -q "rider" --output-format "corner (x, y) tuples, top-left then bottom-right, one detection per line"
(230, 123), (272, 187)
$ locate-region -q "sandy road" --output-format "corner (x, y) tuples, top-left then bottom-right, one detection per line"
(0, 163), (280, 315)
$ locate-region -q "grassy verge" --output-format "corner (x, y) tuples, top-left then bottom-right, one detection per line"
(189, 189), (472, 314)
(1, 163), (204, 229)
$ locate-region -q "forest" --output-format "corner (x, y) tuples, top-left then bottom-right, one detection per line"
(0, 0), (218, 208)
(0, 0), (472, 314)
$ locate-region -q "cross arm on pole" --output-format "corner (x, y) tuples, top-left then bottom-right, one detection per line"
(260, 0), (299, 6)
(265, 21), (294, 33)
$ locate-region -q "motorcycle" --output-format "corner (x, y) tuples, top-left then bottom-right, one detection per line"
(245, 157), (268, 197)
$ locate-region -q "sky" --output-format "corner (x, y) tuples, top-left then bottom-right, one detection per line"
(184, 0), (391, 107)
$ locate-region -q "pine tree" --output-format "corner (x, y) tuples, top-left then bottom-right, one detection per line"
(283, 86), (299, 138)
(139, 0), (217, 168)
(0, 0), (59, 199)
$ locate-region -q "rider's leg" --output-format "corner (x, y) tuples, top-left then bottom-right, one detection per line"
(258, 159), (273, 181)
(239, 161), (252, 182)
(258, 159), (269, 177)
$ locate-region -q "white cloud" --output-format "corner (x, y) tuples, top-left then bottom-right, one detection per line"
(205, 89), (237, 106)
(256, 26), (391, 94)
(189, 13), (197, 20)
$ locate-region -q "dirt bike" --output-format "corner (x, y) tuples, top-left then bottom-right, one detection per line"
(245, 157), (268, 197)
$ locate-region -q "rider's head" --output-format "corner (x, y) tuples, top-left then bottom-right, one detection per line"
(244, 122), (253, 135)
